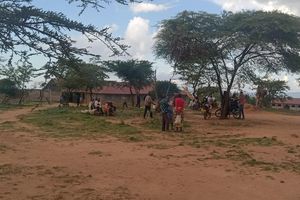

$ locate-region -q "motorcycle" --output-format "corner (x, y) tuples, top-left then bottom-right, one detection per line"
(215, 99), (240, 119)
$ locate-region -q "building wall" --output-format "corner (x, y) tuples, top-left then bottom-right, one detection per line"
(272, 104), (283, 109)
(289, 105), (300, 111)
(66, 92), (147, 107)
(25, 89), (61, 103)
(0, 89), (61, 104)
(272, 103), (300, 111)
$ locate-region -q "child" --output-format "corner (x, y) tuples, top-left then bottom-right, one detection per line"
(174, 111), (183, 132)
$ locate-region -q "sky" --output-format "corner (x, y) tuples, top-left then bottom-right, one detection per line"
(29, 0), (300, 94)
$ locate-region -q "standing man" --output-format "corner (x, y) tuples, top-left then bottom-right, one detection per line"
(76, 93), (81, 107)
(136, 95), (141, 108)
(175, 94), (185, 116)
(144, 93), (154, 118)
(174, 94), (185, 131)
(239, 91), (246, 119)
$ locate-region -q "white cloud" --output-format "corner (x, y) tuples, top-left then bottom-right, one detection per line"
(130, 2), (170, 13)
(124, 17), (155, 59)
(212, 0), (300, 15)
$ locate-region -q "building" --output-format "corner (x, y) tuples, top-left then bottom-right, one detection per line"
(63, 82), (154, 105)
(272, 98), (300, 111)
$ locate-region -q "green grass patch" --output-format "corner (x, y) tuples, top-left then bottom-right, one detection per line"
(225, 149), (253, 161)
(143, 117), (161, 130)
(116, 107), (143, 120)
(242, 159), (280, 172)
(181, 136), (282, 149)
(225, 137), (282, 146)
(0, 103), (36, 112)
(22, 107), (146, 141)
(0, 121), (15, 131)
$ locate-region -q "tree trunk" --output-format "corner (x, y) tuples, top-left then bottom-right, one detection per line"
(135, 90), (141, 108)
(220, 91), (230, 119)
(39, 90), (44, 105)
(18, 89), (25, 105)
(88, 88), (93, 102)
(1, 95), (9, 104)
(129, 86), (134, 107)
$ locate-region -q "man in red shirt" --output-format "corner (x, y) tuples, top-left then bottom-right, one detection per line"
(174, 94), (185, 131)
(175, 94), (185, 113)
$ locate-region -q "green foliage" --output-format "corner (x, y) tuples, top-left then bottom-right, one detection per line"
(176, 62), (213, 94)
(154, 10), (300, 117)
(0, 79), (18, 98)
(0, 0), (143, 65)
(106, 59), (154, 91)
(245, 95), (256, 106)
(0, 58), (40, 103)
(152, 80), (180, 99)
(196, 86), (220, 101)
(257, 79), (290, 107)
(45, 59), (108, 96)
(0, 59), (39, 90)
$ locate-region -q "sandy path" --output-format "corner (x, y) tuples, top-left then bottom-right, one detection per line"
(0, 107), (299, 200)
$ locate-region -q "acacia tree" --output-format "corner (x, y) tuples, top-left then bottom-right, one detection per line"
(47, 58), (108, 101)
(154, 10), (300, 118)
(0, 0), (144, 68)
(255, 79), (290, 107)
(107, 59), (154, 106)
(151, 80), (179, 100)
(0, 79), (19, 103)
(175, 61), (213, 95)
(0, 58), (40, 104)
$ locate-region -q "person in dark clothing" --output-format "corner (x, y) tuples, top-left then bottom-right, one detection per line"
(136, 95), (141, 108)
(76, 94), (81, 107)
(160, 96), (169, 131)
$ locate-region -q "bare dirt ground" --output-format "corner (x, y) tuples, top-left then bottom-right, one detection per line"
(0, 106), (300, 200)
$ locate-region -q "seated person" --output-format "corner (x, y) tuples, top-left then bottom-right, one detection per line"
(103, 102), (116, 116)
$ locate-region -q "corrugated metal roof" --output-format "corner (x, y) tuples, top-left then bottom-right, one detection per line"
(272, 98), (300, 105)
(69, 84), (153, 95)
(93, 85), (153, 95)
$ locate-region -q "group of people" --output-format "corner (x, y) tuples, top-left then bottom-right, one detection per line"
(189, 95), (216, 111)
(89, 98), (116, 116)
(187, 91), (246, 120)
(143, 93), (186, 132)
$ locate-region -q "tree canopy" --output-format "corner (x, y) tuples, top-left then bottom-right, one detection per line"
(107, 59), (154, 92)
(48, 58), (108, 97)
(0, 57), (40, 103)
(256, 79), (290, 107)
(0, 79), (19, 103)
(151, 80), (180, 100)
(0, 0), (143, 66)
(154, 10), (300, 117)
(106, 59), (154, 105)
